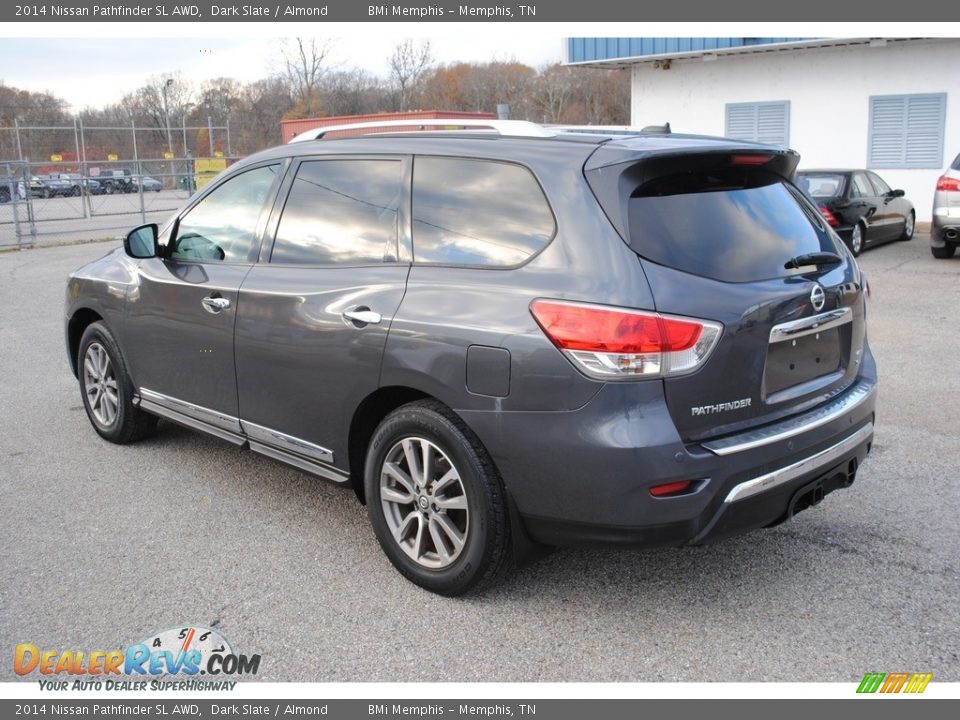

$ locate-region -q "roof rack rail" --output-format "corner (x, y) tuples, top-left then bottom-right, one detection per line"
(547, 123), (673, 135)
(288, 118), (558, 143)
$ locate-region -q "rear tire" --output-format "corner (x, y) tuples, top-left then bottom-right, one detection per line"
(848, 223), (865, 257)
(78, 322), (157, 444)
(899, 211), (915, 241)
(931, 243), (956, 259)
(364, 400), (511, 596)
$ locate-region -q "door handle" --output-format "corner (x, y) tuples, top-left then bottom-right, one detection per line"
(343, 309), (382, 325)
(202, 296), (231, 314)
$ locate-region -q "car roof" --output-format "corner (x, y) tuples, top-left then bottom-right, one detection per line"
(231, 130), (795, 176)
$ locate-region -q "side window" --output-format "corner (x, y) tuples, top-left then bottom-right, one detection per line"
(851, 173), (874, 198)
(171, 165), (279, 263)
(270, 159), (403, 265)
(867, 172), (892, 196)
(411, 157), (555, 267)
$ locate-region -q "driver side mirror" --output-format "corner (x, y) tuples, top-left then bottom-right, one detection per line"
(890, 188), (905, 198)
(124, 223), (158, 259)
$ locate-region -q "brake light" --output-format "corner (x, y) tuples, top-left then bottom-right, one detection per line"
(818, 205), (839, 227)
(529, 300), (723, 379)
(936, 175), (960, 191)
(731, 154), (772, 166)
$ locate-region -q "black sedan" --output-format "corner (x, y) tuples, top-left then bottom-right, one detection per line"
(795, 169), (915, 256)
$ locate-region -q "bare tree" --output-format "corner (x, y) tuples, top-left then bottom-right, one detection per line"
(389, 39), (433, 112)
(279, 37), (336, 118)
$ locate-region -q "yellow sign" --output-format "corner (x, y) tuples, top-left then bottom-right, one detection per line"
(107, 153), (118, 161)
(214, 151), (224, 158)
(163, 151), (175, 160)
(194, 157), (228, 190)
(50, 154), (62, 162)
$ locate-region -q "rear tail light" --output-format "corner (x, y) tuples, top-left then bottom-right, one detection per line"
(818, 205), (839, 227)
(529, 299), (723, 380)
(935, 175), (960, 192)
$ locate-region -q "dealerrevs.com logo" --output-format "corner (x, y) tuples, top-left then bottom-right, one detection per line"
(14, 626), (261, 691)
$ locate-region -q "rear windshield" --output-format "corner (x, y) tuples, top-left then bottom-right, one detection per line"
(952, 153), (960, 170)
(796, 173), (845, 198)
(627, 169), (838, 283)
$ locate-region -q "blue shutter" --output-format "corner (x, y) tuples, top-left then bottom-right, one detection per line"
(725, 101), (789, 147)
(868, 93), (945, 169)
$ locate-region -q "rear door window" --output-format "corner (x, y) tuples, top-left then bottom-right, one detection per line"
(627, 168), (838, 283)
(270, 159), (404, 265)
(851, 173), (874, 198)
(411, 157), (555, 267)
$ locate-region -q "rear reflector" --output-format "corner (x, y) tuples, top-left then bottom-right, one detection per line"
(530, 299), (722, 379)
(818, 205), (839, 227)
(649, 480), (694, 497)
(936, 175), (960, 192)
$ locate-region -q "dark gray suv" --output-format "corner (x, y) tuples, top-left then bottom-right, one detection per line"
(65, 120), (877, 595)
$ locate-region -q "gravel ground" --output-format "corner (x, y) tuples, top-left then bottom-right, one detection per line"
(0, 236), (957, 682)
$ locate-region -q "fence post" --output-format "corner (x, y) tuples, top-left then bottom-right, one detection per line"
(14, 120), (23, 162)
(208, 116), (215, 156)
(132, 120), (146, 224)
(73, 117), (90, 219)
(226, 119), (232, 158)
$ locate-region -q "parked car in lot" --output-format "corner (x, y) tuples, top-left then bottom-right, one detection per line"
(96, 169), (135, 194)
(32, 174), (75, 198)
(65, 120), (877, 595)
(931, 153), (960, 259)
(0, 175), (20, 202)
(132, 175), (163, 192)
(54, 173), (102, 196)
(795, 169), (914, 256)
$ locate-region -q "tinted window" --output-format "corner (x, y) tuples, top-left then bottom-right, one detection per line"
(952, 153), (960, 171)
(851, 173), (873, 198)
(171, 165), (279, 263)
(867, 172), (891, 195)
(627, 169), (838, 283)
(271, 159), (402, 265)
(796, 173), (845, 198)
(412, 157), (555, 266)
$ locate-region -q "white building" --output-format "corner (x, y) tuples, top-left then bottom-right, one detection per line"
(565, 38), (960, 222)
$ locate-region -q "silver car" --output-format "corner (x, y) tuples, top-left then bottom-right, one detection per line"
(932, 152), (960, 259)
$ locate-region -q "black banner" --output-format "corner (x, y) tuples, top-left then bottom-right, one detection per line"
(2, 1), (957, 22)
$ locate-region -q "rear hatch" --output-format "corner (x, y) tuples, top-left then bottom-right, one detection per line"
(585, 141), (867, 442)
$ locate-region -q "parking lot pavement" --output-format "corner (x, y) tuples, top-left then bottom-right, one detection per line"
(0, 236), (957, 683)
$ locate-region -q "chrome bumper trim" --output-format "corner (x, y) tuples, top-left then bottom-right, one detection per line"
(724, 422), (873, 504)
(702, 379), (875, 456)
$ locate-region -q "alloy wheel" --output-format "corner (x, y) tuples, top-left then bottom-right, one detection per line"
(379, 437), (469, 569)
(83, 342), (119, 428)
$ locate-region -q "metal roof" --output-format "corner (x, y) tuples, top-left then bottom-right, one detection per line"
(564, 37), (916, 68)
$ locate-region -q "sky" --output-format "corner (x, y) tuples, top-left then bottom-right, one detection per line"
(0, 35), (565, 113)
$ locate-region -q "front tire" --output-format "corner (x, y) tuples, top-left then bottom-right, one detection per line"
(364, 400), (511, 596)
(848, 222), (865, 257)
(900, 211), (915, 241)
(78, 322), (157, 444)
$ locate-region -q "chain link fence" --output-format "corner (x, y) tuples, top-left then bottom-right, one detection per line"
(1, 120), (236, 249)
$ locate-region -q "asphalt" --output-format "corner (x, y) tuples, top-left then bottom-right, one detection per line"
(0, 236), (957, 682)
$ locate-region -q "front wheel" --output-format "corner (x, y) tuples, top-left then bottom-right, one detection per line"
(900, 211), (915, 241)
(848, 223), (865, 257)
(364, 400), (511, 596)
(78, 322), (157, 444)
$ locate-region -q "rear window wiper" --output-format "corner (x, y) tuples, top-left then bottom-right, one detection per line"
(784, 251), (843, 270)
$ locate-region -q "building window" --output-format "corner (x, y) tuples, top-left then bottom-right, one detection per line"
(725, 101), (790, 147)
(868, 93), (946, 169)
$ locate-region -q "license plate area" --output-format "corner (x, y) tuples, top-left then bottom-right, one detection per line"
(764, 326), (843, 397)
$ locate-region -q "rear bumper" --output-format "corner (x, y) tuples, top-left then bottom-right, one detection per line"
(458, 352), (877, 548)
(931, 211), (959, 245)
